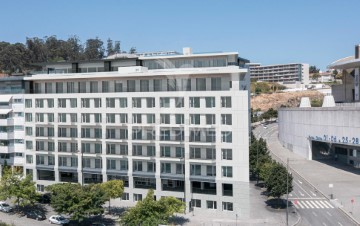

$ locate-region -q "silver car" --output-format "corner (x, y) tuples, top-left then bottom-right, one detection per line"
(0, 202), (13, 213)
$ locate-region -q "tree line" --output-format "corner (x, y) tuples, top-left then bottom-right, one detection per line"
(249, 132), (293, 203)
(0, 36), (136, 74)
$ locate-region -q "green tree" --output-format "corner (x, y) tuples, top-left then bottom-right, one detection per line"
(101, 180), (124, 214)
(121, 190), (184, 226)
(249, 136), (270, 181)
(47, 183), (107, 222)
(114, 41), (121, 53)
(129, 47), (137, 54)
(309, 65), (320, 74)
(266, 162), (293, 200)
(106, 38), (114, 56)
(84, 37), (105, 60)
(312, 73), (320, 82)
(259, 159), (275, 184)
(0, 169), (38, 207)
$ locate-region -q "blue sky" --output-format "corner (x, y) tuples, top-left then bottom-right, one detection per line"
(1, 0), (360, 70)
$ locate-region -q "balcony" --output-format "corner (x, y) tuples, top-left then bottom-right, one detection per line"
(134, 177), (156, 189)
(191, 181), (217, 195)
(59, 172), (78, 183)
(192, 187), (216, 195)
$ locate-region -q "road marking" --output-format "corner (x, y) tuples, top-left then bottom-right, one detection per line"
(305, 201), (314, 208)
(316, 201), (325, 208)
(289, 193), (293, 197)
(338, 222), (343, 226)
(297, 201), (304, 209)
(324, 201), (334, 208)
(311, 191), (317, 197)
(310, 201), (320, 208)
(302, 201), (309, 208)
(322, 223), (327, 226)
(294, 180), (312, 198)
(320, 201), (330, 208)
(289, 197), (325, 200)
(326, 211), (332, 216)
(312, 211), (317, 216)
(298, 180), (302, 184)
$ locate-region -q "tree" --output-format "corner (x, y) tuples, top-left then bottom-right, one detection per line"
(249, 136), (270, 178)
(0, 169), (38, 207)
(259, 159), (275, 185)
(129, 47), (137, 54)
(121, 190), (184, 226)
(106, 38), (114, 56)
(266, 162), (293, 200)
(101, 180), (124, 214)
(312, 73), (320, 82)
(84, 37), (105, 60)
(309, 65), (320, 74)
(47, 183), (107, 222)
(114, 41), (121, 54)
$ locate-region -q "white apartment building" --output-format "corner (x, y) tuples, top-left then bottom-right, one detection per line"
(247, 63), (309, 85)
(23, 49), (250, 216)
(0, 77), (25, 174)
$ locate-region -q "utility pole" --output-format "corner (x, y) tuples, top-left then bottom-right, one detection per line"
(286, 158), (289, 226)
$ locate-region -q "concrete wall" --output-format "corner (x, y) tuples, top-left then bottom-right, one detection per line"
(278, 107), (360, 160)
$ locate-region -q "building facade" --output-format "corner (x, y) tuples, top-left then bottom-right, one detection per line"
(22, 49), (251, 215)
(0, 77), (25, 174)
(247, 63), (309, 85)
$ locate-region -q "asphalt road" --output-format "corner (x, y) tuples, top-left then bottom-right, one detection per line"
(254, 123), (356, 226)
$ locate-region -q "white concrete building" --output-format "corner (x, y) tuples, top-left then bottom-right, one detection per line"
(0, 77), (25, 172)
(247, 63), (309, 85)
(23, 49), (251, 216)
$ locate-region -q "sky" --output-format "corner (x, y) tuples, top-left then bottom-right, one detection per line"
(1, 0), (360, 70)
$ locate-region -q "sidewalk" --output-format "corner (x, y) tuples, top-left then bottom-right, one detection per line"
(256, 124), (360, 225)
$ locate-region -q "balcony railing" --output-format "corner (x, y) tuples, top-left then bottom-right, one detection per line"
(192, 188), (216, 195)
(162, 185), (184, 192)
(223, 190), (233, 196)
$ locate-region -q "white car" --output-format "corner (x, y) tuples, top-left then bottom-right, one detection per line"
(0, 202), (13, 213)
(49, 215), (70, 225)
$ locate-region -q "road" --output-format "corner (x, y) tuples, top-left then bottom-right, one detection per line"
(254, 123), (356, 226)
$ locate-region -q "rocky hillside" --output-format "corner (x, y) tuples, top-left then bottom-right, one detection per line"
(251, 90), (324, 111)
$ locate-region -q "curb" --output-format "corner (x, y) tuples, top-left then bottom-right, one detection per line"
(264, 136), (360, 226)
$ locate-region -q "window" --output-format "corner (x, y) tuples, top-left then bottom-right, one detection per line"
(26, 155), (33, 164)
(25, 113), (32, 122)
(160, 114), (170, 124)
(48, 156), (55, 165)
(107, 114), (115, 123)
(133, 161), (143, 171)
(132, 98), (142, 108)
(121, 193), (129, 200)
(36, 155), (45, 164)
(132, 114), (142, 123)
(37, 184), (45, 192)
(160, 146), (171, 157)
(58, 127), (67, 137)
(127, 80), (136, 92)
(132, 145), (143, 156)
(196, 78), (206, 91)
(147, 146), (156, 157)
(94, 128), (102, 138)
(25, 99), (32, 108)
(114, 82), (123, 92)
(48, 127), (54, 137)
(81, 98), (90, 108)
(58, 113), (66, 123)
(81, 113), (90, 123)
(95, 158), (102, 168)
(35, 99), (44, 108)
(147, 162), (156, 172)
(132, 129), (142, 140)
(161, 163), (171, 173)
(120, 114), (127, 123)
(94, 114), (102, 123)
(175, 114), (184, 124)
(189, 97), (200, 108)
(205, 97), (215, 108)
(90, 81), (98, 93)
(58, 98), (66, 108)
(70, 128), (77, 138)
(222, 166), (233, 177)
(84, 158), (91, 168)
(70, 98), (77, 108)
(47, 99), (54, 108)
(176, 163), (184, 174)
(176, 147), (184, 158)
(119, 98), (127, 108)
(222, 149), (232, 160)
(71, 157), (78, 167)
(222, 202), (233, 211)
(147, 114), (155, 124)
(81, 128), (91, 138)
(36, 113), (44, 122)
(167, 79), (176, 91)
(160, 97), (170, 108)
(206, 165), (216, 176)
(180, 78), (191, 91)
(206, 114), (216, 125)
(190, 114), (200, 125)
(221, 131), (232, 143)
(45, 83), (53, 93)
(191, 199), (201, 208)
(207, 201), (217, 209)
(107, 159), (116, 170)
(134, 194), (142, 201)
(190, 130), (200, 142)
(59, 157), (67, 167)
(160, 130), (170, 141)
(190, 148), (201, 159)
(94, 98), (101, 108)
(26, 141), (33, 150)
(106, 98), (115, 108)
(206, 148), (216, 160)
(70, 113), (77, 123)
(211, 77), (221, 90)
(153, 79), (162, 91)
(146, 98), (155, 108)
(95, 143), (102, 154)
(67, 82), (75, 93)
(175, 97), (184, 108)
(221, 96), (231, 108)
(56, 82), (64, 93)
(221, 114), (232, 125)
(106, 129), (116, 139)
(25, 127), (33, 136)
(140, 80), (149, 92)
(102, 81), (109, 93)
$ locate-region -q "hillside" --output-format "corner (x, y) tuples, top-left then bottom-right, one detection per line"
(251, 90), (324, 111)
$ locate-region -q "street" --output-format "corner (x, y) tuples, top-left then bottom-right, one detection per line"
(254, 123), (357, 226)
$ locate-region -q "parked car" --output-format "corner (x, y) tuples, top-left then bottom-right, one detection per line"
(49, 215), (70, 225)
(26, 210), (46, 220)
(0, 202), (13, 213)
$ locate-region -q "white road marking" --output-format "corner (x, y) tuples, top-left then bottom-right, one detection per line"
(311, 191), (317, 197)
(324, 201), (334, 208)
(338, 222), (343, 226)
(316, 201), (325, 208)
(320, 201), (330, 208)
(298, 180), (302, 184)
(323, 223), (327, 226)
(305, 201), (314, 208)
(289, 193), (293, 197)
(297, 201), (304, 209)
(294, 180), (312, 198)
(299, 192), (305, 196)
(301, 201), (309, 208)
(310, 201), (320, 208)
(326, 211), (332, 216)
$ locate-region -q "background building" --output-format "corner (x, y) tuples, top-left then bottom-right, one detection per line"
(22, 48), (251, 216)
